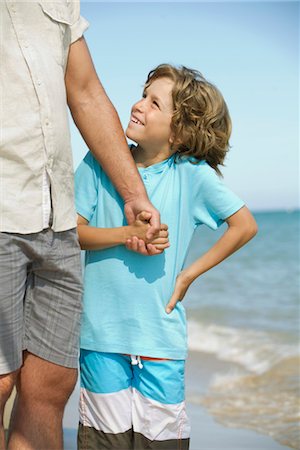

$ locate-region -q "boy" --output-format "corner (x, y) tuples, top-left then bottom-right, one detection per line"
(75, 64), (258, 449)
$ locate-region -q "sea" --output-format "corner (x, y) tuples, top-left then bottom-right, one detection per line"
(185, 210), (300, 449)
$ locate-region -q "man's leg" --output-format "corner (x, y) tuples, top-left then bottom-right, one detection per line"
(0, 373), (18, 450)
(8, 352), (77, 450)
(6, 229), (82, 450)
(0, 232), (30, 450)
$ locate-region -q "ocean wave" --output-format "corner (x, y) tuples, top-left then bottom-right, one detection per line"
(187, 319), (299, 374)
(201, 356), (300, 449)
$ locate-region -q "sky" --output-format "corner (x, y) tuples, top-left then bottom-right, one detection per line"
(70, 1), (299, 212)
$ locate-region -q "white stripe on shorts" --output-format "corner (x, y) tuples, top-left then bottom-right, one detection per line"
(79, 387), (132, 434)
(132, 388), (190, 441)
(79, 386), (190, 441)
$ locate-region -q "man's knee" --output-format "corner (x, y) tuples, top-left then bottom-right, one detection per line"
(17, 353), (78, 411)
(42, 367), (78, 410)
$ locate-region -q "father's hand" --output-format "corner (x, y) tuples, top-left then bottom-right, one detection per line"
(124, 197), (161, 240)
(125, 212), (169, 256)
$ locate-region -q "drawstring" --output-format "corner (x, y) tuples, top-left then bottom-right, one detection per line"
(130, 355), (143, 369)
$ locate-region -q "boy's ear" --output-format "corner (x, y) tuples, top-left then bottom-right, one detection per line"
(169, 132), (181, 149)
(169, 131), (176, 145)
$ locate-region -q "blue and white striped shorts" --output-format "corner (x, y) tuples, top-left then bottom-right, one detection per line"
(78, 350), (190, 449)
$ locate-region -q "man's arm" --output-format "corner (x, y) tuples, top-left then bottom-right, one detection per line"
(65, 37), (160, 238)
(165, 206), (258, 313)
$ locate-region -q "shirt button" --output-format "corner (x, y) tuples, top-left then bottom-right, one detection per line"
(23, 41), (29, 48)
(37, 79), (42, 86)
(45, 120), (50, 126)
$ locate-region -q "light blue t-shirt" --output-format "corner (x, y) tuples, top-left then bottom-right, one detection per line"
(75, 151), (244, 360)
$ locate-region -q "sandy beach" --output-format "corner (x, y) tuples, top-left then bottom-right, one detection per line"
(185, 352), (291, 449)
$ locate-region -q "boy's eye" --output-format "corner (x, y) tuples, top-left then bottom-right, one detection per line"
(153, 101), (159, 108)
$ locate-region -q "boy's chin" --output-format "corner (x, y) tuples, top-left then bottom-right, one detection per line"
(126, 129), (138, 144)
(125, 128), (133, 139)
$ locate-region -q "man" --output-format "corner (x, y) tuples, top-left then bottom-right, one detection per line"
(0, 2), (160, 449)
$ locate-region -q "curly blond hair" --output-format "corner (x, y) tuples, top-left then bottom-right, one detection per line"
(145, 64), (232, 175)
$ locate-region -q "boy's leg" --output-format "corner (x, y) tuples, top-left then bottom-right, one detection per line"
(132, 358), (190, 450)
(78, 351), (134, 450)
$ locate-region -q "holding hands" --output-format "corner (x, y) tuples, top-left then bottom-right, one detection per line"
(127, 211), (170, 256)
(76, 210), (169, 253)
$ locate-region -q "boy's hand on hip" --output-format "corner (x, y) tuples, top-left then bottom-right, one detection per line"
(166, 271), (191, 314)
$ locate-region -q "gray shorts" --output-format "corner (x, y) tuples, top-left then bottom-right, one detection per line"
(0, 228), (82, 374)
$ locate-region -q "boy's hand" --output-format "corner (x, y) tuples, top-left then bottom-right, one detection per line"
(126, 212), (169, 255)
(128, 211), (152, 241)
(124, 198), (161, 240)
(165, 271), (191, 314)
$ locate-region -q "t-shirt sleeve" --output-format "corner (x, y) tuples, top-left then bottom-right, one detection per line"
(75, 152), (99, 222)
(193, 165), (245, 230)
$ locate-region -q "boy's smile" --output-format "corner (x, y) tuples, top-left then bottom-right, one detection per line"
(130, 114), (144, 126)
(126, 77), (175, 164)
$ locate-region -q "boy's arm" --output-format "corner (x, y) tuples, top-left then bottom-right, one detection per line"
(77, 213), (169, 251)
(165, 206), (258, 313)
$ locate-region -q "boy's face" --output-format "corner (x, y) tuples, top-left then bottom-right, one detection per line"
(126, 77), (174, 152)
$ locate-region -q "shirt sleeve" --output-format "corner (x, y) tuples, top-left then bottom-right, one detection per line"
(193, 164), (245, 230)
(70, 15), (89, 44)
(75, 152), (99, 222)
(68, 1), (89, 44)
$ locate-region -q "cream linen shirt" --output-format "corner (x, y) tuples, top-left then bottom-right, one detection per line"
(0, 0), (89, 233)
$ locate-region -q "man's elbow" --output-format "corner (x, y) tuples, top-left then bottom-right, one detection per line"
(66, 71), (98, 108)
(67, 87), (90, 115)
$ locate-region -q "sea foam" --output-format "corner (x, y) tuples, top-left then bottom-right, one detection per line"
(187, 319), (299, 374)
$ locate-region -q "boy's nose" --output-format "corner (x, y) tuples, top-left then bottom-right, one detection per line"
(134, 99), (145, 112)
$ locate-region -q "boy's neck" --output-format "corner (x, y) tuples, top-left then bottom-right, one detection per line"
(132, 144), (174, 168)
